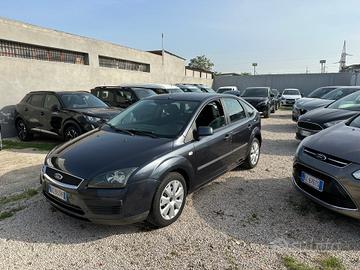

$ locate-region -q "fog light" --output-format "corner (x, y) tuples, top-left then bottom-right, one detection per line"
(353, 170), (360, 180)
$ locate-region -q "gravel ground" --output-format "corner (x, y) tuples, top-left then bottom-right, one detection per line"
(1, 109), (360, 270)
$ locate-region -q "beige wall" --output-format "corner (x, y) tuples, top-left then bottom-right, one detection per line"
(0, 17), (213, 109)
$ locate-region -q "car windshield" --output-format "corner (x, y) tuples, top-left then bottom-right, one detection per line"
(168, 88), (183, 94)
(60, 93), (108, 109)
(327, 91), (360, 111)
(107, 99), (200, 138)
(308, 87), (337, 98)
(283, 89), (300, 95)
(218, 88), (233, 93)
(349, 115), (360, 128)
(132, 88), (157, 99)
(242, 88), (268, 97)
(321, 88), (360, 100)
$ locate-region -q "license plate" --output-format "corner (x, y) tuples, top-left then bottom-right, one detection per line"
(299, 129), (312, 137)
(48, 184), (68, 201)
(300, 172), (324, 192)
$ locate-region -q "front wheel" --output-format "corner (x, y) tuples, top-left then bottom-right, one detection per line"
(63, 124), (81, 141)
(147, 172), (187, 227)
(242, 138), (261, 169)
(263, 107), (270, 118)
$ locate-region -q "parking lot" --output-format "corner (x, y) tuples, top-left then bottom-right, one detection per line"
(1, 109), (360, 270)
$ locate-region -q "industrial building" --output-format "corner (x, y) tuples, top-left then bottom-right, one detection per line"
(0, 17), (213, 137)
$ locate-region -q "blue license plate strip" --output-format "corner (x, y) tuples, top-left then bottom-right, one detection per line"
(300, 171), (324, 192)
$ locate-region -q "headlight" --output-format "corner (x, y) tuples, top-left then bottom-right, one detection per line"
(85, 115), (102, 123)
(324, 120), (344, 128)
(353, 170), (360, 180)
(88, 167), (137, 188)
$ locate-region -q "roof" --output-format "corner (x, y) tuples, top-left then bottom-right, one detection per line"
(148, 50), (186, 60)
(147, 93), (221, 102)
(93, 84), (181, 90)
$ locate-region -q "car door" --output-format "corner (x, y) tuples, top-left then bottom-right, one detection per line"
(43, 94), (63, 136)
(222, 97), (252, 165)
(27, 93), (45, 131)
(191, 99), (233, 188)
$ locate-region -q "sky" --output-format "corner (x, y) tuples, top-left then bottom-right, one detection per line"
(1, 0), (360, 74)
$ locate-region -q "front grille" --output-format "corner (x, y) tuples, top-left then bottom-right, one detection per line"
(87, 205), (122, 215)
(304, 148), (351, 168)
(293, 164), (357, 209)
(45, 167), (83, 187)
(297, 121), (323, 131)
(43, 191), (85, 215)
(286, 99), (295, 103)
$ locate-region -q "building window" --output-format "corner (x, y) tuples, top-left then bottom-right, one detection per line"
(0, 39), (89, 65)
(99, 55), (150, 72)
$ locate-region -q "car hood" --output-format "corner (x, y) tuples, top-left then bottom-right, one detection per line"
(282, 94), (302, 99)
(66, 107), (122, 120)
(304, 123), (360, 163)
(298, 108), (358, 125)
(48, 129), (173, 180)
(299, 99), (333, 111)
(241, 97), (268, 104)
(295, 97), (316, 106)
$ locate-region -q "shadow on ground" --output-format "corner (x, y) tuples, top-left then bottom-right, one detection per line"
(192, 176), (360, 251)
(261, 139), (299, 157)
(0, 165), (43, 196)
(262, 123), (297, 134)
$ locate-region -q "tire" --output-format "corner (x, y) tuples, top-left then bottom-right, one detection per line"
(63, 123), (81, 141)
(271, 105), (276, 113)
(242, 138), (261, 169)
(263, 107), (270, 118)
(16, 119), (32, 141)
(147, 172), (187, 227)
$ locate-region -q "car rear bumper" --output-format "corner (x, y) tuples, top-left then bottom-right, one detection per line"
(41, 172), (158, 225)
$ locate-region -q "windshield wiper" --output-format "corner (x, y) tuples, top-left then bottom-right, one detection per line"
(104, 123), (134, 136)
(127, 129), (159, 138)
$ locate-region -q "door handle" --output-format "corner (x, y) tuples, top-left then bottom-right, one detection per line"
(40, 112), (44, 116)
(24, 107), (28, 112)
(224, 134), (232, 141)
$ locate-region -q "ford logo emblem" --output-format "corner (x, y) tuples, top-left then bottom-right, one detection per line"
(54, 173), (63, 180)
(316, 153), (327, 161)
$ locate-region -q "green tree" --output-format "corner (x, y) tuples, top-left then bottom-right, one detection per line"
(188, 55), (214, 71)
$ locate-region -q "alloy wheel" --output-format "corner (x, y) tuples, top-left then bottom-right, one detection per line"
(250, 141), (260, 166)
(160, 180), (184, 220)
(65, 127), (79, 140)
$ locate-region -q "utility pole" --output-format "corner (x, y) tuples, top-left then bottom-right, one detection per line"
(161, 33), (164, 66)
(252, 63), (258, 75)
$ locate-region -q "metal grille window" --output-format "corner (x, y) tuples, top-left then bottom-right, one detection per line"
(0, 39), (89, 65)
(99, 55), (150, 72)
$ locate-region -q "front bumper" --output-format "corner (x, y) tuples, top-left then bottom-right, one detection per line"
(292, 149), (360, 219)
(41, 167), (158, 225)
(295, 127), (319, 140)
(281, 99), (295, 106)
(253, 103), (268, 113)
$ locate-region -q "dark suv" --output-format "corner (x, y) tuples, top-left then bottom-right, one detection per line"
(15, 91), (121, 141)
(91, 85), (157, 109)
(241, 87), (275, 118)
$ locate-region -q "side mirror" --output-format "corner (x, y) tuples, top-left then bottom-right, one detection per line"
(51, 104), (60, 112)
(270, 93), (275, 98)
(197, 126), (214, 137)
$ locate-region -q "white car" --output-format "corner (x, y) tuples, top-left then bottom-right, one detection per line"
(281, 88), (302, 106)
(217, 86), (238, 93)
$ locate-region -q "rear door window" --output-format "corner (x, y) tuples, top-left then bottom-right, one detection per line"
(29, 94), (45, 107)
(223, 98), (247, 123)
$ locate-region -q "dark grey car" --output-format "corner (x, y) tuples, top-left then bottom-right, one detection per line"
(293, 114), (360, 219)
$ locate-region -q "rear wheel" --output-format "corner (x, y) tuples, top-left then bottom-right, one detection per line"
(242, 138), (260, 169)
(147, 172), (187, 227)
(63, 124), (81, 141)
(16, 119), (32, 141)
